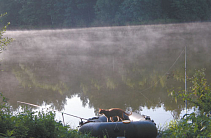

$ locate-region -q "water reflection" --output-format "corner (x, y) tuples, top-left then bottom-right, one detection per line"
(1, 23), (211, 127)
(13, 64), (68, 95)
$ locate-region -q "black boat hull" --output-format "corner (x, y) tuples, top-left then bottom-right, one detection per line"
(79, 120), (157, 138)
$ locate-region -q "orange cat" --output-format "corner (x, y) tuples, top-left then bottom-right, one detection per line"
(99, 108), (132, 122)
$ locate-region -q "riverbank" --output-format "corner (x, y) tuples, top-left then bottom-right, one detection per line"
(0, 94), (94, 138)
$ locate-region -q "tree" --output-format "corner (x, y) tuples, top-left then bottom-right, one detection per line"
(95, 0), (123, 25)
(171, 0), (211, 21)
(74, 0), (97, 26)
(63, 0), (78, 27)
(53, 0), (97, 27)
(162, 69), (211, 137)
(0, 0), (22, 27)
(170, 69), (211, 115)
(0, 13), (13, 53)
(19, 0), (52, 26)
(160, 0), (175, 19)
(118, 0), (162, 24)
(51, 0), (67, 27)
(0, 0), (211, 28)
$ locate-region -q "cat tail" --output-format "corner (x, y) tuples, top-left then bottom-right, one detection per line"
(124, 111), (132, 116)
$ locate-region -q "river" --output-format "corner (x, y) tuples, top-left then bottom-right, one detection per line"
(1, 22), (211, 128)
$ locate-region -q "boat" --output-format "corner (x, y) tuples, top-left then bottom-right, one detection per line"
(78, 112), (157, 138)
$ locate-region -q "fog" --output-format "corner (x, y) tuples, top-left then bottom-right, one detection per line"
(1, 22), (211, 128)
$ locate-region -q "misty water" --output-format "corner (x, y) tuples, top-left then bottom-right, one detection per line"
(1, 22), (211, 128)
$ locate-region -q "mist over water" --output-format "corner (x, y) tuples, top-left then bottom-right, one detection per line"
(1, 22), (211, 128)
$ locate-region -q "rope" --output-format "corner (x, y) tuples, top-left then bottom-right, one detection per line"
(138, 47), (185, 104)
(17, 101), (89, 120)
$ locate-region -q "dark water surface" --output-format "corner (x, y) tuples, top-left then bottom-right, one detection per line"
(1, 23), (211, 128)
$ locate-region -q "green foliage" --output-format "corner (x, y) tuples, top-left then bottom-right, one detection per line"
(18, 0), (52, 26)
(170, 69), (211, 115)
(0, 13), (13, 53)
(0, 0), (22, 27)
(171, 0), (211, 21)
(0, 94), (95, 138)
(0, 92), (8, 110)
(95, 0), (123, 25)
(161, 69), (211, 137)
(0, 108), (93, 138)
(161, 113), (211, 138)
(118, 0), (162, 23)
(188, 69), (211, 114)
(1, 0), (211, 28)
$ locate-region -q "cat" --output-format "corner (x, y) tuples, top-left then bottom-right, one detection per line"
(99, 108), (132, 122)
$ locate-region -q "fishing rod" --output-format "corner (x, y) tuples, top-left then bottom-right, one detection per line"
(185, 45), (187, 114)
(17, 101), (89, 121)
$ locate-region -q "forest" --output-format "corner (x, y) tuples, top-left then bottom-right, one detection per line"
(0, 0), (211, 29)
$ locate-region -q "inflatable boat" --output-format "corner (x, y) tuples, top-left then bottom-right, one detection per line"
(78, 112), (157, 138)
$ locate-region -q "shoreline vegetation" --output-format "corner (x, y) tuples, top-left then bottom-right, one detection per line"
(3, 18), (211, 31)
(160, 69), (211, 137)
(6, 21), (211, 32)
(0, 0), (211, 30)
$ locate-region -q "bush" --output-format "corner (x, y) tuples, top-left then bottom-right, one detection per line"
(160, 69), (211, 137)
(0, 95), (94, 138)
(0, 13), (13, 52)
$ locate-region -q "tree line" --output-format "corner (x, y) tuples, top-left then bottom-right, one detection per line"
(0, 0), (211, 28)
